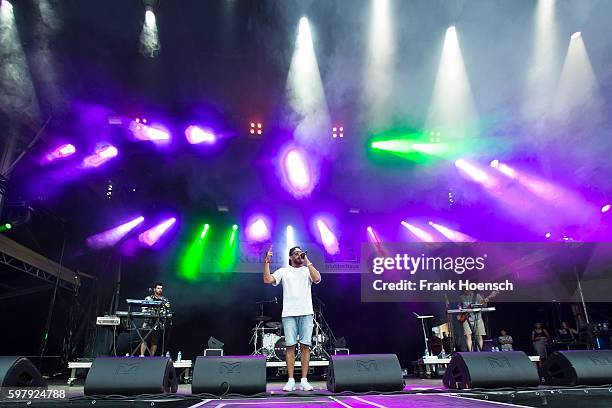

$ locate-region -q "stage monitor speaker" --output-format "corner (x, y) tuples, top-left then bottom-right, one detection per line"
(192, 355), (266, 395)
(443, 351), (540, 389)
(84, 357), (177, 395)
(326, 354), (404, 393)
(0, 357), (46, 388)
(543, 350), (612, 386)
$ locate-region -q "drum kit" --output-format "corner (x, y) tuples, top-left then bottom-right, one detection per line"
(250, 297), (333, 361)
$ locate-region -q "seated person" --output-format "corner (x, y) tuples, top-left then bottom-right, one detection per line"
(498, 329), (514, 351)
(556, 321), (579, 343)
(430, 331), (443, 356)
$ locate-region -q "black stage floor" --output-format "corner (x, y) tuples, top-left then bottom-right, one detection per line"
(3, 380), (612, 407)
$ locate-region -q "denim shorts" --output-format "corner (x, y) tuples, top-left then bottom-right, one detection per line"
(282, 315), (314, 347)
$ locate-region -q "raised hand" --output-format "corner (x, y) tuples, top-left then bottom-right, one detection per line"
(265, 245), (273, 262)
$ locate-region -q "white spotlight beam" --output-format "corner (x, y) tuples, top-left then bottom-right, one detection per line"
(286, 17), (330, 149)
(551, 34), (601, 121)
(363, 0), (395, 127)
(0, 0), (40, 120)
(426, 26), (478, 139)
(140, 8), (160, 57)
(523, 0), (559, 121)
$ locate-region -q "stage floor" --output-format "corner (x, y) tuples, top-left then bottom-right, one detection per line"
(7, 379), (612, 407)
(0, 379), (535, 407)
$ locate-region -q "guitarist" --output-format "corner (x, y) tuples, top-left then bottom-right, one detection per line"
(458, 290), (497, 352)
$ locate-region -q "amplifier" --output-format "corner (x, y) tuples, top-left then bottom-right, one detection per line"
(96, 316), (120, 326)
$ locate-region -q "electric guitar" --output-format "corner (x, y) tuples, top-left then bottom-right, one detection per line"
(457, 291), (499, 323)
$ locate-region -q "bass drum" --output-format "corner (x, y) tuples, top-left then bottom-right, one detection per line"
(262, 333), (280, 356)
(274, 336), (300, 361)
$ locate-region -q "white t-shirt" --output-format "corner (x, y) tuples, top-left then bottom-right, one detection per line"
(272, 266), (320, 317)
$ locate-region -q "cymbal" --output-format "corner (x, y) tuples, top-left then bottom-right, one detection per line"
(265, 321), (282, 329)
(252, 315), (272, 322)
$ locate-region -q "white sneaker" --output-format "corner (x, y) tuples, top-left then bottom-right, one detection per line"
(300, 378), (314, 391)
(283, 378), (296, 392)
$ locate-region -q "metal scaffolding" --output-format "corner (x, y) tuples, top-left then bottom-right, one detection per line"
(0, 233), (93, 293)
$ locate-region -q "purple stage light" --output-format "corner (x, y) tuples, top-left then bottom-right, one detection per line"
(246, 217), (270, 242)
(428, 221), (475, 242)
(83, 144), (119, 168)
(367, 226), (380, 243)
(129, 120), (171, 142)
(87, 216), (145, 249)
(602, 204), (611, 213)
(490, 160), (517, 179)
(139, 217), (177, 246)
(283, 148), (313, 197)
(46, 144), (76, 162)
(58, 144), (76, 156)
(401, 221), (435, 242)
(185, 125), (216, 144)
(316, 218), (339, 255)
(98, 145), (118, 158)
(455, 158), (496, 188)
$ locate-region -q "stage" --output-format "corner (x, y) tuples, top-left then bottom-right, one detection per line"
(5, 379), (612, 408)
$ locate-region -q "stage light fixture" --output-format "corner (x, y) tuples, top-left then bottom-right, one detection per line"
(180, 223), (210, 281)
(46, 144), (76, 162)
(249, 122), (263, 136)
(86, 216), (145, 249)
(571, 32), (581, 40)
(246, 217), (270, 242)
(428, 131), (441, 143)
(200, 224), (210, 240)
(455, 158), (495, 187)
(83, 144), (119, 168)
(0, 223), (12, 232)
(545, 232), (552, 238)
(185, 125), (216, 144)
(98, 145), (118, 159)
(332, 126), (344, 139)
(139, 217), (177, 246)
(219, 224), (239, 273)
(316, 218), (339, 255)
(366, 226), (379, 243)
(282, 147), (313, 197)
(428, 221), (475, 242)
(601, 204), (611, 213)
(401, 221), (435, 242)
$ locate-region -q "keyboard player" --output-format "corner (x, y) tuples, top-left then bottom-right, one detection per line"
(139, 282), (171, 357)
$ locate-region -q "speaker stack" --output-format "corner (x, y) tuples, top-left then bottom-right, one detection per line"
(543, 350), (612, 386)
(443, 351), (540, 389)
(191, 355), (266, 395)
(84, 356), (178, 395)
(0, 356), (46, 388)
(326, 354), (405, 392)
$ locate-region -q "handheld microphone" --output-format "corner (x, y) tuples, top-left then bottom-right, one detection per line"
(299, 251), (308, 259)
